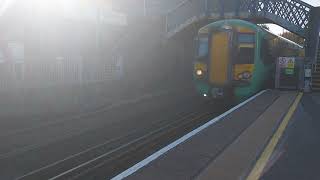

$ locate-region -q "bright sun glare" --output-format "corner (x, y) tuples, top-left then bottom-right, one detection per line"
(0, 0), (114, 17)
(0, 0), (15, 16)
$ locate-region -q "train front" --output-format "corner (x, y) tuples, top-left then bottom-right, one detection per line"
(193, 20), (256, 101)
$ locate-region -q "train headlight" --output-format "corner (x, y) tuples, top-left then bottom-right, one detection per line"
(196, 69), (203, 76)
(237, 71), (252, 80)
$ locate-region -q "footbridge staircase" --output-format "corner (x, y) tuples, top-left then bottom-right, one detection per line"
(312, 37), (320, 90)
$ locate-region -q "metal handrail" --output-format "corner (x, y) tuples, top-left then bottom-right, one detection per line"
(166, 0), (195, 15)
(166, 0), (314, 38)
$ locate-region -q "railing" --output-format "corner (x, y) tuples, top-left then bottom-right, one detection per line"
(166, 0), (313, 38)
(166, 0), (207, 37)
(314, 37), (320, 72)
(0, 57), (122, 92)
(240, 0), (312, 36)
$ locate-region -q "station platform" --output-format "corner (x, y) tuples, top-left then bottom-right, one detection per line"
(112, 90), (320, 180)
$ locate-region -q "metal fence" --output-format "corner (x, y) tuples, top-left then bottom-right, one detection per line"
(166, 0), (313, 38)
(166, 0), (207, 37)
(0, 56), (122, 92)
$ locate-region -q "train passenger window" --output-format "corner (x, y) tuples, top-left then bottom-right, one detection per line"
(237, 47), (254, 64)
(197, 37), (208, 57)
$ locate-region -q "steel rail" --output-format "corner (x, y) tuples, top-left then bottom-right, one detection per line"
(15, 101), (218, 180)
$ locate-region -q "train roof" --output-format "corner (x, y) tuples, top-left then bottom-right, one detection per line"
(199, 19), (258, 33)
(199, 19), (304, 49)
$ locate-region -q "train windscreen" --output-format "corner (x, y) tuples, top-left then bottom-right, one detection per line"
(197, 37), (209, 57)
(237, 33), (255, 64)
(238, 33), (255, 44)
(238, 47), (255, 64)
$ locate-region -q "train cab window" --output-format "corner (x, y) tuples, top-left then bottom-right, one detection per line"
(197, 37), (208, 57)
(238, 33), (255, 44)
(237, 47), (254, 64)
(236, 33), (255, 64)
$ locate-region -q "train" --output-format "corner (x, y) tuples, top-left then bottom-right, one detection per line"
(193, 19), (303, 102)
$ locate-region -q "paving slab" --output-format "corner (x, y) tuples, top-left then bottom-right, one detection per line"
(197, 92), (297, 180)
(126, 90), (295, 180)
(261, 93), (320, 180)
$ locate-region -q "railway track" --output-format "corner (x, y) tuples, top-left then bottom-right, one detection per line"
(15, 100), (226, 180)
(0, 89), (191, 161)
(0, 90), (173, 138)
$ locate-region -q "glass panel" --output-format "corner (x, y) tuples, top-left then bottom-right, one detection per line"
(238, 33), (255, 44)
(198, 37), (208, 57)
(237, 47), (254, 64)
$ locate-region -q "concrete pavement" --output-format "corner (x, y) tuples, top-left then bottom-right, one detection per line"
(261, 93), (320, 180)
(0, 88), (216, 180)
(122, 90), (300, 180)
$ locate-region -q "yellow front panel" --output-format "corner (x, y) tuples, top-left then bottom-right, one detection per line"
(210, 32), (229, 84)
(194, 62), (207, 72)
(239, 44), (254, 48)
(236, 27), (254, 33)
(233, 64), (255, 81)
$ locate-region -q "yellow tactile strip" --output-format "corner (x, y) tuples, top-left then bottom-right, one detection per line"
(196, 92), (298, 180)
(246, 92), (303, 180)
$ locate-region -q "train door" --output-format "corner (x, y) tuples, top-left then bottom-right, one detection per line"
(209, 31), (232, 85)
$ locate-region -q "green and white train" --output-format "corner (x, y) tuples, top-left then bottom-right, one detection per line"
(193, 19), (303, 102)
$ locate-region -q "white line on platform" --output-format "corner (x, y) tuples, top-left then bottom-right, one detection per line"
(111, 90), (268, 180)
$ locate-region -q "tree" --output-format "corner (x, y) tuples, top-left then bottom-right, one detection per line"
(280, 31), (304, 45)
(259, 24), (270, 30)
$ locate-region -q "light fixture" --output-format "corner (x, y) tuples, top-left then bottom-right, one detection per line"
(196, 69), (203, 76)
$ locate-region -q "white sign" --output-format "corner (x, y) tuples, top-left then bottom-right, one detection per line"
(278, 57), (295, 68)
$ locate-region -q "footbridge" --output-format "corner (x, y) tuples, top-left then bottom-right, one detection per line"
(166, 0), (320, 61)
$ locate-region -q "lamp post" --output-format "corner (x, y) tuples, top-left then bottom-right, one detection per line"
(144, 0), (146, 16)
(96, 0), (103, 61)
